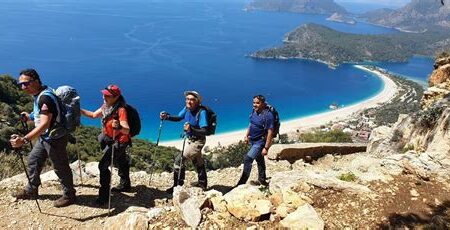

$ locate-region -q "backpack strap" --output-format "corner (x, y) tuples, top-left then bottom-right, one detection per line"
(195, 105), (205, 128)
(37, 88), (63, 125)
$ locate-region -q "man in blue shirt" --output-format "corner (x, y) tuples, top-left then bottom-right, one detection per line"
(10, 69), (76, 207)
(236, 95), (274, 186)
(160, 91), (208, 193)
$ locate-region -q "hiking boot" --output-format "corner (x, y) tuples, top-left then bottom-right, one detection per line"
(259, 179), (269, 187)
(165, 186), (174, 194)
(13, 189), (38, 200)
(250, 180), (269, 187)
(95, 196), (108, 206)
(190, 181), (207, 191)
(53, 196), (76, 208)
(111, 184), (131, 193)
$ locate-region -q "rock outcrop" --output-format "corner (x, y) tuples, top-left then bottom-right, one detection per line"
(223, 184), (272, 221)
(422, 55), (450, 108)
(280, 204), (324, 229)
(367, 54), (450, 181)
(363, 0), (450, 32)
(268, 143), (367, 162)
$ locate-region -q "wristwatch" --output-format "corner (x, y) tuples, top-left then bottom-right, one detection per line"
(22, 136), (30, 144)
(264, 146), (270, 150)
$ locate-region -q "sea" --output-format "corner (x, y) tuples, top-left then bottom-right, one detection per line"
(0, 0), (434, 141)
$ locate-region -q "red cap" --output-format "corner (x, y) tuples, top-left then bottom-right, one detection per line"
(101, 84), (121, 97)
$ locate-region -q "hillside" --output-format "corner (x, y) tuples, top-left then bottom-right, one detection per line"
(251, 23), (450, 66)
(362, 0), (450, 32)
(1, 56), (450, 228)
(246, 0), (347, 15)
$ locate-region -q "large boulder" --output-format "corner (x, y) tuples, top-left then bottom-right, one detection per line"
(280, 204), (324, 229)
(270, 170), (372, 195)
(224, 184), (272, 221)
(366, 126), (394, 157)
(172, 186), (205, 228)
(268, 143), (367, 162)
(204, 190), (227, 213)
(381, 150), (450, 180)
(104, 206), (149, 230)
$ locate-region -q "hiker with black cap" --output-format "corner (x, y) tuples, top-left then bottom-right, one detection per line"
(160, 90), (208, 193)
(10, 68), (76, 207)
(80, 84), (131, 205)
(236, 95), (273, 187)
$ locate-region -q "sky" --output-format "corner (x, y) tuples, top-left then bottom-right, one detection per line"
(335, 0), (410, 7)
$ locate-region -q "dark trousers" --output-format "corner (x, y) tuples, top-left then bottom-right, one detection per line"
(26, 135), (76, 198)
(237, 139), (267, 185)
(98, 134), (130, 198)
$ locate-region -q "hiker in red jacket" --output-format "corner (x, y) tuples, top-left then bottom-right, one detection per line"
(81, 84), (131, 205)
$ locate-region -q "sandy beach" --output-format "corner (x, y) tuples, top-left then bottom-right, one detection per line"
(161, 65), (398, 150)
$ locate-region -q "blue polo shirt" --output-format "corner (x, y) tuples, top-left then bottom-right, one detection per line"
(178, 106), (207, 136)
(249, 108), (274, 141)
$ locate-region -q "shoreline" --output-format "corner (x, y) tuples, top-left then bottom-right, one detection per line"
(161, 65), (398, 150)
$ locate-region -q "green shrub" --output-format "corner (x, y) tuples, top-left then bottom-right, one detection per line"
(402, 144), (415, 153)
(338, 172), (357, 182)
(205, 141), (250, 170)
(437, 51), (449, 59)
(299, 129), (352, 143)
(0, 153), (24, 180)
(416, 105), (446, 129)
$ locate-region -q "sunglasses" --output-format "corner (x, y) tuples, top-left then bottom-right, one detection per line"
(17, 79), (35, 88)
(104, 87), (118, 97)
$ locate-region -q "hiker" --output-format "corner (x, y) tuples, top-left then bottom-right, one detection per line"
(236, 95), (274, 187)
(160, 91), (208, 193)
(10, 68), (76, 207)
(80, 84), (131, 205)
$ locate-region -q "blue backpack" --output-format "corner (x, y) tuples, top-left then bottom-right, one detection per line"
(55, 86), (81, 132)
(38, 86), (81, 138)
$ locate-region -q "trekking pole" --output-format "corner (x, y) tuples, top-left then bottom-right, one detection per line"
(177, 131), (188, 187)
(10, 135), (42, 213)
(18, 116), (41, 189)
(77, 151), (83, 185)
(108, 129), (116, 216)
(19, 114), (33, 149)
(156, 119), (164, 146)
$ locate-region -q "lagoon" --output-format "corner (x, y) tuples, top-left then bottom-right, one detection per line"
(0, 0), (431, 141)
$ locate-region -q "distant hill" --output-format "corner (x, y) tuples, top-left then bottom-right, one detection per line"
(251, 23), (450, 66)
(326, 12), (356, 24)
(362, 0), (450, 32)
(246, 0), (347, 15)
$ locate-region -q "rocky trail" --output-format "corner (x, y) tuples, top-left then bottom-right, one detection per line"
(1, 150), (449, 229)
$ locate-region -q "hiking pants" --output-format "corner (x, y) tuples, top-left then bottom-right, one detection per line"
(173, 137), (207, 187)
(237, 139), (267, 185)
(26, 135), (76, 198)
(98, 136), (130, 198)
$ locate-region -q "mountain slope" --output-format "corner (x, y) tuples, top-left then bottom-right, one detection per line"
(246, 0), (347, 15)
(251, 23), (450, 65)
(363, 0), (450, 32)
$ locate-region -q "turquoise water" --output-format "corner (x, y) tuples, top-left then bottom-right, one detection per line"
(375, 56), (434, 86)
(0, 0), (430, 141)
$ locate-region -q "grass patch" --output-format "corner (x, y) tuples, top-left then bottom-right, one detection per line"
(338, 172), (357, 182)
(300, 129), (353, 143)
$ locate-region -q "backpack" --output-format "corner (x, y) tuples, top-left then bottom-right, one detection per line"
(55, 86), (81, 133)
(264, 104), (280, 138)
(38, 86), (80, 138)
(196, 105), (217, 136)
(113, 104), (141, 137)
